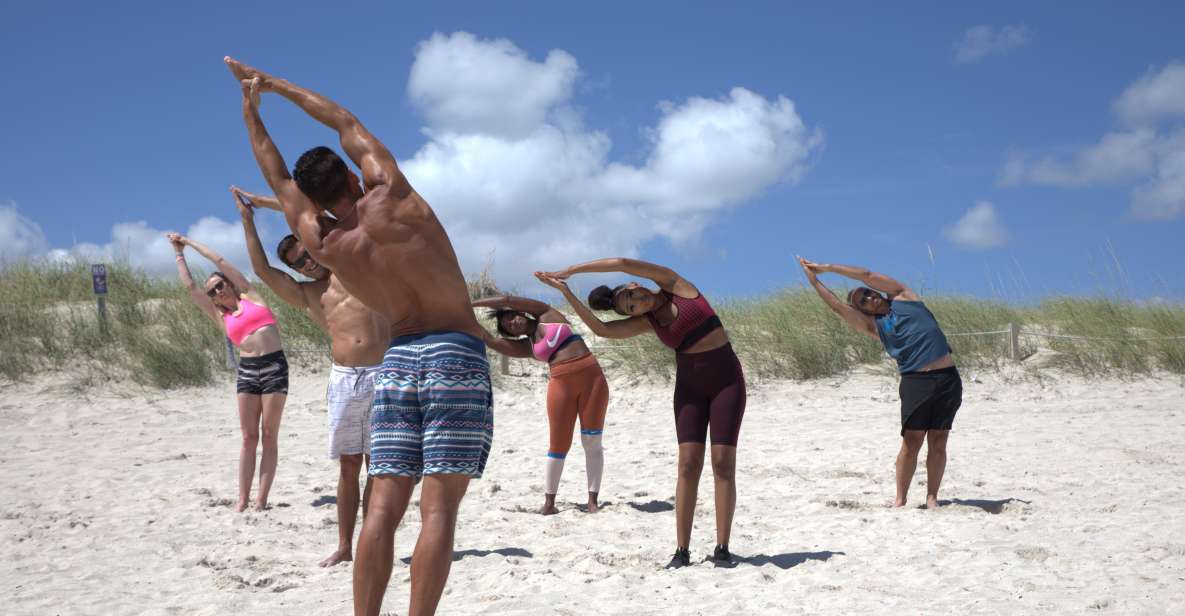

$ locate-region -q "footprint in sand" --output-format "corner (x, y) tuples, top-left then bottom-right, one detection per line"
(824, 499), (870, 510)
(1015, 546), (1053, 562)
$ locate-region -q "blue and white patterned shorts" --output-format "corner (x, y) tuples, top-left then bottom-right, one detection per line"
(368, 332), (494, 481)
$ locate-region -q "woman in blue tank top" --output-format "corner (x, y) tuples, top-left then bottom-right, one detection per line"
(796, 256), (962, 509)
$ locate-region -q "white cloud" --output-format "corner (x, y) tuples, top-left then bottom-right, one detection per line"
(954, 25), (1030, 64)
(1114, 62), (1185, 125)
(408, 32), (579, 138)
(1132, 134), (1185, 219)
(402, 32), (822, 289)
(1000, 62), (1185, 219)
(999, 129), (1159, 187)
(944, 201), (1007, 249)
(1, 202), (286, 278)
(0, 203), (49, 263)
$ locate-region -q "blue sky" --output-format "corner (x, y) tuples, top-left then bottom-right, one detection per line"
(1, 1), (1183, 301)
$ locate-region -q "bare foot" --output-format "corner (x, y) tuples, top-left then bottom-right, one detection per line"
(254, 502), (267, 512)
(925, 495), (940, 509)
(236, 501), (248, 513)
(891, 498), (907, 508)
(586, 492), (599, 513)
(539, 504), (559, 516)
(320, 549), (353, 567)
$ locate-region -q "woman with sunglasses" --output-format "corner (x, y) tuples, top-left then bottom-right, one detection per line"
(796, 256), (961, 509)
(168, 231), (289, 512)
(537, 259), (745, 568)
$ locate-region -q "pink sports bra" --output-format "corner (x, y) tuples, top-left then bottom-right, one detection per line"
(532, 322), (581, 362)
(223, 298), (278, 347)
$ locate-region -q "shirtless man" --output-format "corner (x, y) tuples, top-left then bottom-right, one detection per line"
(232, 186), (388, 567)
(227, 57), (493, 616)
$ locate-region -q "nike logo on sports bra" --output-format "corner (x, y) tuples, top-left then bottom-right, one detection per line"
(545, 325), (565, 348)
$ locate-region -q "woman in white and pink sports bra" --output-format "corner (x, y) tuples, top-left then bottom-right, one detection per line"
(472, 294), (610, 515)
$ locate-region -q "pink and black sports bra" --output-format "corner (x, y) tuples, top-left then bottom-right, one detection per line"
(223, 298), (278, 347)
(532, 322), (582, 362)
(646, 292), (723, 353)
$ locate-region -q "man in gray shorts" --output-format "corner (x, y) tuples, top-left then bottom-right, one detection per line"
(234, 187), (390, 567)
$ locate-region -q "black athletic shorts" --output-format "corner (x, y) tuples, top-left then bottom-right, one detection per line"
(898, 366), (961, 436)
(236, 350), (289, 395)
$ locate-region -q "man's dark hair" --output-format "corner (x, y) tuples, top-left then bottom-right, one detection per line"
(293, 146), (350, 204)
(276, 234), (300, 267)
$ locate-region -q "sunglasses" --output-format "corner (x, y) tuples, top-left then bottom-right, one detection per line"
(855, 289), (880, 307)
(291, 249), (312, 269)
(206, 279), (226, 298)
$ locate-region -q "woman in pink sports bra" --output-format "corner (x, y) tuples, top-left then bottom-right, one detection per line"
(472, 294), (609, 515)
(539, 258), (746, 568)
(167, 231), (288, 513)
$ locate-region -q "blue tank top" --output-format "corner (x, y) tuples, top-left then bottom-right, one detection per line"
(874, 300), (952, 373)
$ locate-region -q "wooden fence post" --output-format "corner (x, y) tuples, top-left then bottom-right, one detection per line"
(91, 264), (108, 334)
(1008, 323), (1020, 361)
(225, 337), (238, 370)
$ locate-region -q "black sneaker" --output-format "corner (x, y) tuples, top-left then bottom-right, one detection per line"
(665, 547), (691, 569)
(711, 544), (732, 562)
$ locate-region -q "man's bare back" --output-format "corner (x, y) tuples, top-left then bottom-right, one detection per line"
(311, 184), (481, 341)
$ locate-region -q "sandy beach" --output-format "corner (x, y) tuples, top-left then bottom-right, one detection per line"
(3, 360), (1184, 615)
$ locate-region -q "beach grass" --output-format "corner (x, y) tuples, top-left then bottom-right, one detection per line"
(1, 260), (1182, 388)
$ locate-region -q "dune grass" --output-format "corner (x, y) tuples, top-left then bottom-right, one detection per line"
(1, 260), (1182, 389)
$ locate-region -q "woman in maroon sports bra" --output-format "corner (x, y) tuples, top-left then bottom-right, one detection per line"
(539, 258), (745, 568)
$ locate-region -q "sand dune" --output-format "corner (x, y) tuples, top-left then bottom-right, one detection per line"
(2, 363), (1184, 614)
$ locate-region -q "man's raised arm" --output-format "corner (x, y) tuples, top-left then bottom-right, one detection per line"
(230, 67), (322, 250)
(232, 187), (308, 310)
(225, 57), (410, 197)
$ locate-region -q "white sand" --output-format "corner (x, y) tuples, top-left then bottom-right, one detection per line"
(3, 361), (1184, 615)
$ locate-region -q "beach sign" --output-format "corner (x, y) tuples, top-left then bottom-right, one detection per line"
(92, 264), (108, 295)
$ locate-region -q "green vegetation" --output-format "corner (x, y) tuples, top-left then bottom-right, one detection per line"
(1, 260), (1182, 388)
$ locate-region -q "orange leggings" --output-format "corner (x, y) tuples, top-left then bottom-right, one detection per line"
(546, 353), (609, 456)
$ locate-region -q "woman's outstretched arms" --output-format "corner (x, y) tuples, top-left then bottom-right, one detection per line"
(471, 295), (554, 319)
(180, 236), (256, 300)
(535, 272), (651, 339)
(803, 259), (916, 300)
(168, 233), (221, 324)
(546, 258), (697, 297)
(797, 257), (877, 339)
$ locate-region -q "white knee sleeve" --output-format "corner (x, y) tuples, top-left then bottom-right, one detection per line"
(581, 434), (604, 494)
(544, 455), (565, 495)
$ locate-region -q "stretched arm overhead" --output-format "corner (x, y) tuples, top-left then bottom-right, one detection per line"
(797, 257), (877, 339)
(232, 186), (282, 212)
(233, 187), (307, 310)
(168, 233), (221, 324)
(179, 235), (255, 301)
(548, 257), (697, 297)
(535, 273), (651, 339)
(225, 57), (410, 197)
(478, 332), (533, 359)
(805, 259), (916, 300)
(471, 295), (551, 358)
(229, 71), (323, 252)
(471, 295), (554, 319)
